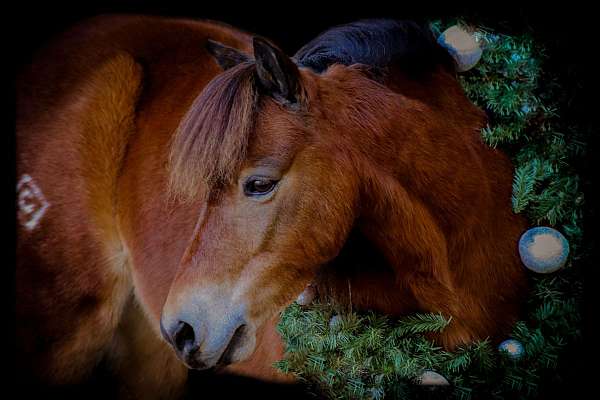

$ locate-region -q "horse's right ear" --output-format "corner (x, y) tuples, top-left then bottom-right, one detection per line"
(206, 39), (250, 70)
(253, 36), (302, 106)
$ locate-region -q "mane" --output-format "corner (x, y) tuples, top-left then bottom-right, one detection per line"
(294, 19), (455, 77)
(168, 62), (258, 201)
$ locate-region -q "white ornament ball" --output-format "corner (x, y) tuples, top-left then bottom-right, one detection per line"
(498, 339), (524, 359)
(296, 284), (316, 306)
(437, 25), (483, 72)
(518, 227), (570, 274)
(329, 314), (343, 331)
(417, 370), (450, 386)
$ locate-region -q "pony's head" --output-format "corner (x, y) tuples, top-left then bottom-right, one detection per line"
(160, 20), (456, 369)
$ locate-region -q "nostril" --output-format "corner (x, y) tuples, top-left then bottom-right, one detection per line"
(173, 320), (196, 354)
(217, 323), (247, 367)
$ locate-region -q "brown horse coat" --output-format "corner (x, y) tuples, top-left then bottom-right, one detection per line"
(16, 15), (528, 398)
(16, 14), (287, 398)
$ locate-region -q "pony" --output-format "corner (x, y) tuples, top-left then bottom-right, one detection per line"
(16, 15), (528, 398)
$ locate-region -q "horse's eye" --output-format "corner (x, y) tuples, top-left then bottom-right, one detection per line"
(244, 177), (278, 196)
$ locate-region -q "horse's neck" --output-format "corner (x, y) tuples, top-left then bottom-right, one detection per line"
(358, 172), (459, 316)
(317, 73), (528, 336)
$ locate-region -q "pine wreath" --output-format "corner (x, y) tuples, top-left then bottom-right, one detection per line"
(274, 19), (586, 400)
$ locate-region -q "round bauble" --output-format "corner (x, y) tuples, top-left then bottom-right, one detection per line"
(437, 25), (483, 72)
(329, 314), (343, 331)
(296, 284), (317, 306)
(417, 370), (450, 386)
(519, 226), (569, 273)
(498, 339), (524, 359)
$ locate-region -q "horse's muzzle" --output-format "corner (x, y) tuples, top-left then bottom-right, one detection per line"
(160, 313), (248, 370)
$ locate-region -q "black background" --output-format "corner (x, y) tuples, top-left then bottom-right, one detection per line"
(7, 2), (598, 399)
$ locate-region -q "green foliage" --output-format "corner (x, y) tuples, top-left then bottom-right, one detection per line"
(276, 20), (585, 399)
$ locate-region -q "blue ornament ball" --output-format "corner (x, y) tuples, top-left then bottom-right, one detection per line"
(498, 339), (524, 359)
(518, 227), (569, 273)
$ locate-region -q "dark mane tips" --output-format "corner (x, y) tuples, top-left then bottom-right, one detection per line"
(294, 19), (455, 77)
(168, 62), (258, 201)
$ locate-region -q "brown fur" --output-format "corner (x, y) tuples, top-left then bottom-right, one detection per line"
(16, 14), (528, 398)
(308, 65), (530, 347)
(17, 48), (142, 384)
(16, 14), (263, 397)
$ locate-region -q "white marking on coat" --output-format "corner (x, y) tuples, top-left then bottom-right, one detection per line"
(17, 174), (49, 231)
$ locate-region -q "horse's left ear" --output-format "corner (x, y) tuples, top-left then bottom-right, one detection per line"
(206, 39), (251, 70)
(253, 37), (302, 105)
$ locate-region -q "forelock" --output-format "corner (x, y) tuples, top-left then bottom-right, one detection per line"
(168, 62), (259, 201)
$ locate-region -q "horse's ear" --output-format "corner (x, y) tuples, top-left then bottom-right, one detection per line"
(253, 37), (302, 105)
(206, 39), (250, 70)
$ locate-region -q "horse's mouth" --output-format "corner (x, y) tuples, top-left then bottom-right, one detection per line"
(182, 323), (248, 371)
(215, 324), (247, 369)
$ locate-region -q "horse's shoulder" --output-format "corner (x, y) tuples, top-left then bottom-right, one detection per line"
(16, 15), (254, 382)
